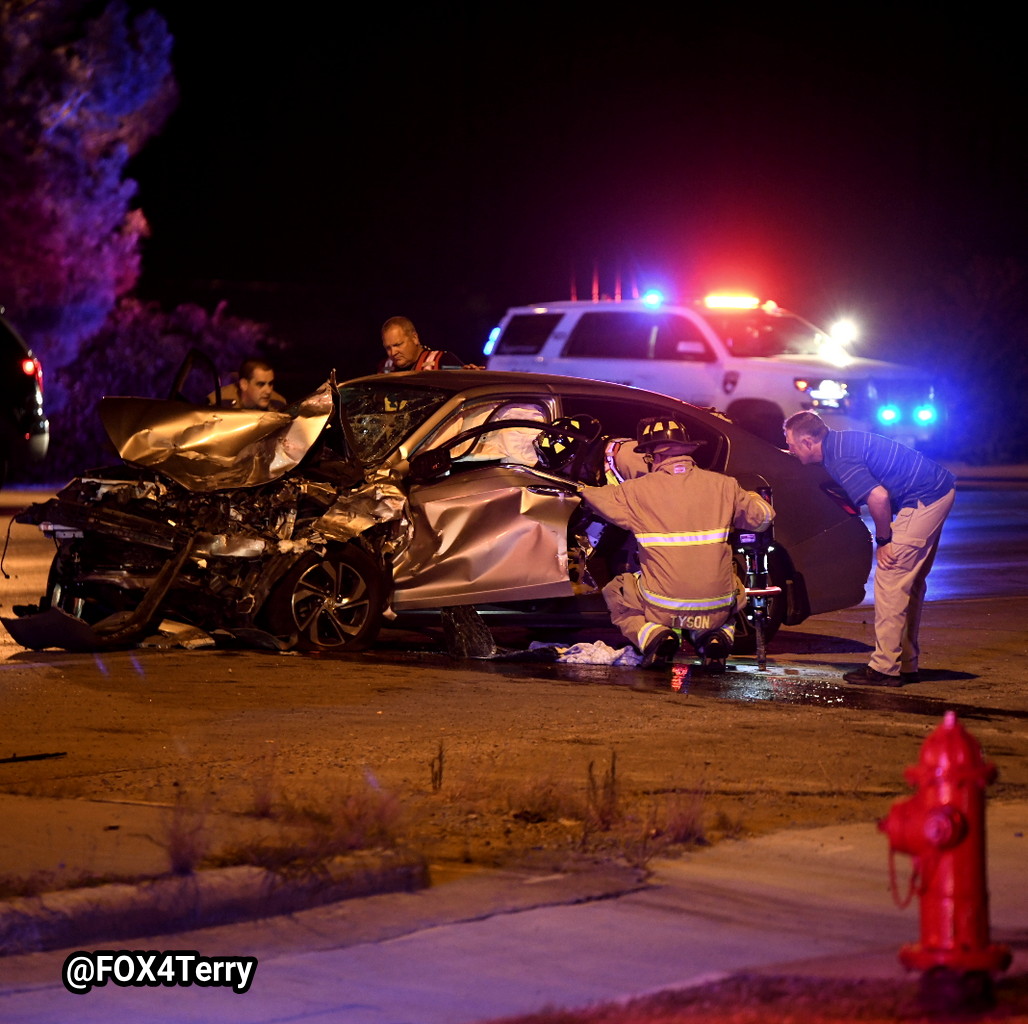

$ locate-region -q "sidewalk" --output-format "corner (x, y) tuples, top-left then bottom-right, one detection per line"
(1, 801), (1025, 1022)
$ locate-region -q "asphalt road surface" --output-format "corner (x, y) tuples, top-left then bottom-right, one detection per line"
(0, 483), (1026, 875)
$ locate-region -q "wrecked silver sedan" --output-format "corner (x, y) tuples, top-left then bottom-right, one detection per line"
(1, 366), (871, 654)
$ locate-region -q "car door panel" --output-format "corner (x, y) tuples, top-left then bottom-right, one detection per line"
(391, 464), (580, 609)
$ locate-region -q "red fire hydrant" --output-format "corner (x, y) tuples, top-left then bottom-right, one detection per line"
(879, 710), (1011, 984)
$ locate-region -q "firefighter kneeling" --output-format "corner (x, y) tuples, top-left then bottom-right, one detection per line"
(577, 417), (774, 669)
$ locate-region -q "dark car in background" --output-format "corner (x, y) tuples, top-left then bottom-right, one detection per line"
(0, 311), (48, 489)
(1, 366), (871, 655)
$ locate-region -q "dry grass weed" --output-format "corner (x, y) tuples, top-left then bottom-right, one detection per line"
(162, 787), (210, 875)
(585, 750), (621, 833)
(221, 770), (407, 874)
(506, 776), (587, 825)
(249, 744), (278, 819)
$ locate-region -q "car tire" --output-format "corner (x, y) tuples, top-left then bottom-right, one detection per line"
(44, 546), (113, 623)
(260, 545), (386, 652)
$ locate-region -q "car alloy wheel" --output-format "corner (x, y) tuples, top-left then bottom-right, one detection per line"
(262, 545), (385, 651)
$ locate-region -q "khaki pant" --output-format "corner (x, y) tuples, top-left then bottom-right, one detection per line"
(869, 488), (955, 676)
(602, 572), (736, 654)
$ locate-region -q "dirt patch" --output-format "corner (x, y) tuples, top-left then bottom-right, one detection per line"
(0, 605), (1026, 892)
(485, 971), (1028, 1023)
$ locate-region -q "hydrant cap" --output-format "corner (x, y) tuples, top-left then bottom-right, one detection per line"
(909, 711), (998, 787)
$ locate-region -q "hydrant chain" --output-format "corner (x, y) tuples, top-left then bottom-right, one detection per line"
(887, 845), (919, 910)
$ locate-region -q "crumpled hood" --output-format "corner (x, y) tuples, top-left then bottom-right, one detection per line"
(99, 382), (335, 491)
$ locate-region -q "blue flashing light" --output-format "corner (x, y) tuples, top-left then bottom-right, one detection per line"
(641, 289), (664, 308)
(483, 326), (500, 357)
(913, 404), (938, 425)
(876, 404), (901, 425)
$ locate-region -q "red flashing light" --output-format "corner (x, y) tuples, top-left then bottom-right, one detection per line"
(704, 294), (761, 309)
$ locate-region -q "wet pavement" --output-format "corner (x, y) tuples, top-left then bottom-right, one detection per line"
(356, 632), (1028, 721)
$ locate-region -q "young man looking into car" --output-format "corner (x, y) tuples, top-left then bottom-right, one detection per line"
(209, 359), (287, 411)
(783, 410), (955, 687)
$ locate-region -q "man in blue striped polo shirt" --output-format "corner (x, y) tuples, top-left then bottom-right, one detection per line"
(783, 410), (955, 686)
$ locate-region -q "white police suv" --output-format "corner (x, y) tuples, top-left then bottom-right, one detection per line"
(484, 293), (942, 448)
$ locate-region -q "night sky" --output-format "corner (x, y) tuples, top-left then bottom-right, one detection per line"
(129, 6), (1027, 392)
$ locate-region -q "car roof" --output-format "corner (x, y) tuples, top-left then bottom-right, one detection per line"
(340, 368), (742, 438)
(343, 367), (718, 406)
(344, 368), (688, 399)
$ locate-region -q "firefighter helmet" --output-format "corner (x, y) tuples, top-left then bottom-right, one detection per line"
(535, 415), (601, 470)
(635, 416), (704, 453)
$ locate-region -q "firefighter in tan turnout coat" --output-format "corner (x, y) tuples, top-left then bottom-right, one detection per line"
(578, 417), (775, 668)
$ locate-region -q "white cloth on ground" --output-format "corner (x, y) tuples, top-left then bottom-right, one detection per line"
(527, 640), (643, 666)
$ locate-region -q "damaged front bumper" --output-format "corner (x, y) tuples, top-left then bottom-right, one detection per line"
(2, 471), (408, 653)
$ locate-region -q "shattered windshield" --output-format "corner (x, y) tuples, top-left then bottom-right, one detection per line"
(707, 311), (828, 358)
(337, 382), (452, 462)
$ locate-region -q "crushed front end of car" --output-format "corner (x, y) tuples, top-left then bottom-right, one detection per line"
(1, 380), (409, 652)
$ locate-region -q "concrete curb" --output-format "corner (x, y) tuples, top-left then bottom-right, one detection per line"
(0, 848), (428, 957)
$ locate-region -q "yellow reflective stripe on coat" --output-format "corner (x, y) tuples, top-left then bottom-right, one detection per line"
(640, 585), (737, 612)
(636, 528), (729, 547)
(638, 621), (672, 648)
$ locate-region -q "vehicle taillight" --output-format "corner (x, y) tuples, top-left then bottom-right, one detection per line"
(21, 355), (43, 393)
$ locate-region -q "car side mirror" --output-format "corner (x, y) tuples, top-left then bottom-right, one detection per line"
(409, 448), (452, 483)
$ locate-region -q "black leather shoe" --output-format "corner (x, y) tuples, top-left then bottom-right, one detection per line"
(641, 629), (679, 668)
(843, 666), (903, 687)
(900, 671), (921, 684)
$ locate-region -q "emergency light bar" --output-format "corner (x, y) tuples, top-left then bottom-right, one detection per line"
(703, 294), (761, 309)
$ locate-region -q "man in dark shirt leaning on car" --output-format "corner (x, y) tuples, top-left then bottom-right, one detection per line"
(783, 409), (955, 688)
